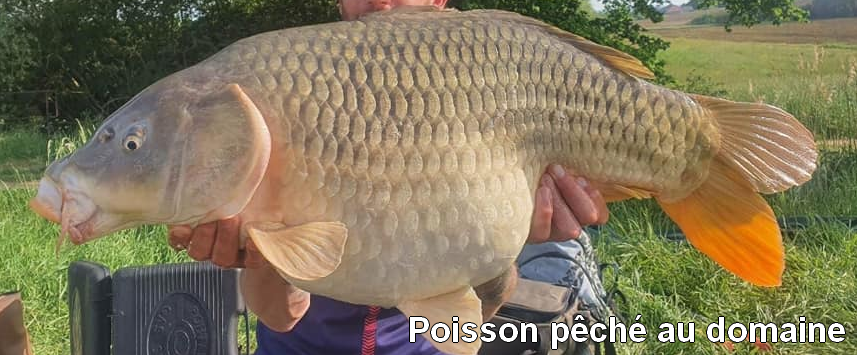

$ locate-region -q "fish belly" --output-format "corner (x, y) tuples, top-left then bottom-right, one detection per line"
(212, 10), (719, 306)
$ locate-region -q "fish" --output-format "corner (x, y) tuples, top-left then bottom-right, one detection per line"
(28, 6), (817, 354)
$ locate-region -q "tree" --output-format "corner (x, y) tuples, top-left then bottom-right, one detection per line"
(0, 11), (37, 119)
(2, 0), (808, 129)
(691, 0), (809, 29)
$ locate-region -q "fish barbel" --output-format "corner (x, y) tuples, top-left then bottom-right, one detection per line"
(29, 7), (817, 354)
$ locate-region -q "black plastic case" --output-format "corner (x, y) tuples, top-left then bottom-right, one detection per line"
(67, 260), (245, 355)
(68, 261), (112, 355)
(111, 261), (245, 355)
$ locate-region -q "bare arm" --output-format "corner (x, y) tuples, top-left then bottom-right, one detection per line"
(240, 264), (310, 332)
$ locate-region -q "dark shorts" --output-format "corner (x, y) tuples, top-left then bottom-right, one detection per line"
(255, 294), (447, 355)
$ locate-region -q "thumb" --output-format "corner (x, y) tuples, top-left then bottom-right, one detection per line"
(243, 238), (270, 269)
(167, 225), (193, 251)
(168, 224), (191, 235)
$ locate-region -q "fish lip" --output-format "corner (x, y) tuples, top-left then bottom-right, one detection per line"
(31, 174), (105, 248)
(58, 191), (101, 247)
(30, 178), (62, 224)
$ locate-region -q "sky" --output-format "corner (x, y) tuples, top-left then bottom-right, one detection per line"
(589, 0), (691, 12)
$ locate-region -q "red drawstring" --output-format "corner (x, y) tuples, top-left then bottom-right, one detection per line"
(361, 306), (381, 355)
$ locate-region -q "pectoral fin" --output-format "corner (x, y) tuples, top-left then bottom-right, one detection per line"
(398, 287), (483, 355)
(246, 221), (348, 281)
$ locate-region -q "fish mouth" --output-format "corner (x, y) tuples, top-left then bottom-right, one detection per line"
(30, 177), (100, 249)
(60, 207), (98, 247)
(30, 178), (62, 224)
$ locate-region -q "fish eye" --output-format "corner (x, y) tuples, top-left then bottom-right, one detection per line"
(123, 135), (143, 151)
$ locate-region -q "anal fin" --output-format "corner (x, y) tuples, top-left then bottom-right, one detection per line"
(590, 182), (656, 202)
(398, 287), (484, 355)
(245, 221), (348, 281)
(656, 160), (784, 287)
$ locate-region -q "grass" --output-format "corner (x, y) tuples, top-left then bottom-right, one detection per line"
(637, 8), (729, 29)
(589, 146), (857, 354)
(660, 38), (857, 142)
(1, 32), (856, 355)
(0, 129), (49, 185)
(0, 121), (100, 188)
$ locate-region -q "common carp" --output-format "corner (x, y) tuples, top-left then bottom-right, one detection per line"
(29, 7), (817, 354)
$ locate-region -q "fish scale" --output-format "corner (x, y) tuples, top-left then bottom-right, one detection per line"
(31, 7), (817, 354)
(221, 13), (711, 302)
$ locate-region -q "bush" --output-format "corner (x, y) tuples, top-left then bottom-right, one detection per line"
(667, 71), (729, 97)
(688, 12), (731, 25)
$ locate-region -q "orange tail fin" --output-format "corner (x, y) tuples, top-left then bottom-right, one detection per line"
(656, 95), (818, 287)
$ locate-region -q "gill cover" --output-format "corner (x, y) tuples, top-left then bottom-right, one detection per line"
(175, 83), (272, 224)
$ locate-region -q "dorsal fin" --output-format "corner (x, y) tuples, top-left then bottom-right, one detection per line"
(553, 31), (655, 80)
(415, 9), (654, 80)
(506, 14), (655, 80)
(357, 8), (655, 80)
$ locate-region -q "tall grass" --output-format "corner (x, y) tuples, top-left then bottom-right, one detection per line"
(0, 129), (49, 185)
(0, 119), (98, 186)
(45, 120), (98, 164)
(661, 39), (857, 143)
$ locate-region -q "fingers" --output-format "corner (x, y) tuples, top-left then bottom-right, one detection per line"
(528, 164), (611, 244)
(548, 164), (600, 227)
(527, 183), (553, 244)
(243, 238), (269, 269)
(168, 225), (192, 251)
(170, 216), (268, 269)
(581, 180), (609, 225)
(542, 173), (582, 241)
(186, 222), (217, 262)
(212, 217), (241, 268)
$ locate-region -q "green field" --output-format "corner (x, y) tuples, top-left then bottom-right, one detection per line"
(2, 29), (857, 354)
(647, 17), (857, 45)
(660, 38), (857, 143)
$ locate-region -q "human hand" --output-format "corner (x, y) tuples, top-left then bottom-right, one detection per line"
(527, 164), (609, 244)
(170, 218), (308, 331)
(167, 216), (267, 269)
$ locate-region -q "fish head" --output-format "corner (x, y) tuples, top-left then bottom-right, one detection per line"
(30, 78), (272, 246)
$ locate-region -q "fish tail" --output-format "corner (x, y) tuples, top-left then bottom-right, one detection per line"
(655, 94), (818, 287)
